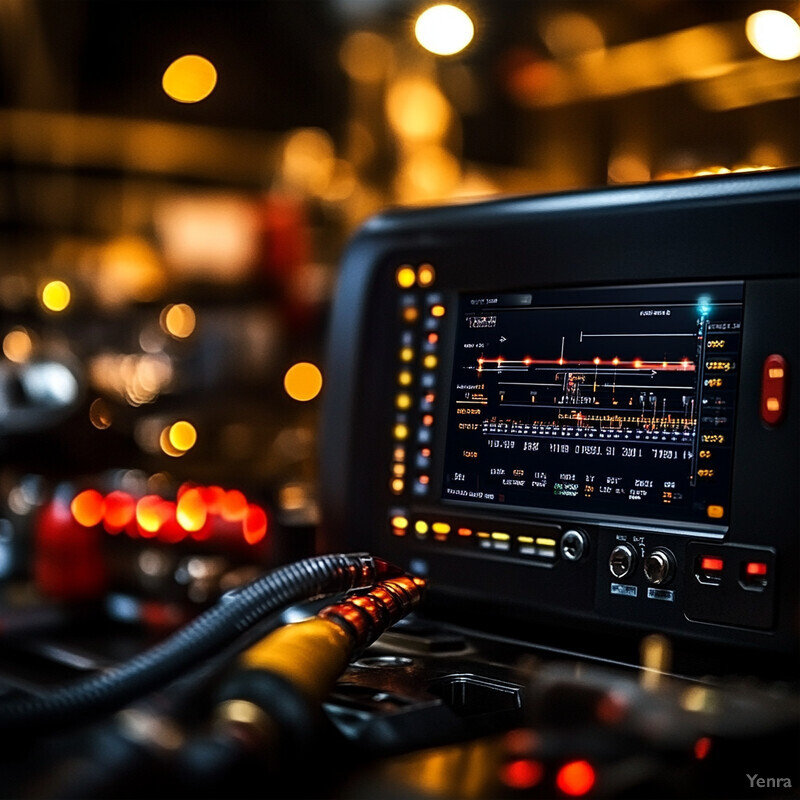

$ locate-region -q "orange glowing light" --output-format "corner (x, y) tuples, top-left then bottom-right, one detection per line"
(500, 759), (544, 790)
(201, 485), (226, 514)
(556, 760), (596, 796)
(403, 307), (419, 322)
(417, 264), (436, 286)
(284, 362), (323, 402)
(431, 304), (446, 317)
(176, 488), (208, 532)
(634, 359), (643, 369)
(161, 303), (197, 339)
(427, 332), (439, 344)
(70, 489), (106, 528)
(136, 495), (168, 535)
(391, 478), (405, 493)
(220, 489), (248, 521)
(612, 357), (620, 366)
(422, 414), (434, 426)
(2, 328), (33, 363)
(594, 357), (601, 365)
(162, 54), (217, 103)
(242, 504), (268, 545)
(103, 490), (136, 531)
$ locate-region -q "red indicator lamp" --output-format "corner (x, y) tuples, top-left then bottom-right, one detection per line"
(700, 557), (724, 572)
(746, 562), (768, 577)
(556, 760), (596, 796)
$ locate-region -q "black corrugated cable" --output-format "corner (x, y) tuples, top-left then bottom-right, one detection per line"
(212, 577), (427, 752)
(0, 553), (400, 734)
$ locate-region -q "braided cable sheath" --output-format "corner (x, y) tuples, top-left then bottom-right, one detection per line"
(0, 553), (382, 734)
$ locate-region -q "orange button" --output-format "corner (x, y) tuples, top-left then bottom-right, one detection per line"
(761, 354), (787, 425)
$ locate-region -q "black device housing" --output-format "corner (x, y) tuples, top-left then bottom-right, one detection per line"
(320, 170), (800, 676)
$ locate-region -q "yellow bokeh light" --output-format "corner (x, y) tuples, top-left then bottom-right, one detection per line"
(284, 362), (323, 402)
(41, 280), (71, 312)
(160, 427), (184, 457)
(339, 31), (395, 83)
(169, 420), (198, 452)
(162, 54), (218, 103)
(3, 328), (33, 363)
(746, 10), (800, 60)
(161, 303), (197, 339)
(386, 77), (451, 142)
(415, 4), (475, 56)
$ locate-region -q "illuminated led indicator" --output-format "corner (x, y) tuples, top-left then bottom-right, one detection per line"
(400, 347), (414, 362)
(694, 737), (712, 760)
(393, 423), (409, 440)
(593, 357), (600, 365)
(396, 393), (412, 409)
(422, 414), (434, 426)
(427, 332), (439, 344)
(393, 446), (406, 461)
(415, 520), (429, 534)
(556, 760), (596, 797)
(396, 266), (416, 288)
(391, 515), (409, 529)
(392, 464), (406, 476)
(403, 307), (419, 322)
(457, 527), (472, 536)
(421, 447), (432, 458)
(746, 562), (768, 576)
(417, 264), (436, 286)
(769, 367), (785, 379)
(418, 474), (430, 485)
(489, 531), (509, 542)
(431, 304), (446, 318)
(391, 478), (405, 494)
(518, 536), (534, 544)
(398, 370), (413, 386)
(700, 557), (724, 572)
(477, 531), (490, 538)
(706, 505), (724, 519)
(612, 357), (620, 366)
(536, 537), (557, 547)
(423, 354), (438, 369)
(432, 522), (450, 534)
(766, 397), (780, 412)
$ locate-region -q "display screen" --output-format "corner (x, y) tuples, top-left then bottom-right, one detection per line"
(442, 283), (743, 528)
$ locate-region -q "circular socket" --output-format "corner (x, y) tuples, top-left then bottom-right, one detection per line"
(560, 529), (589, 561)
(643, 548), (676, 585)
(609, 543), (637, 579)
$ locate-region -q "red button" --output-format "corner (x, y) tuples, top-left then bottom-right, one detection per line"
(760, 354), (787, 425)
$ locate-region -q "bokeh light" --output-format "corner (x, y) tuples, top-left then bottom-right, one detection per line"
(746, 10), (800, 60)
(162, 54), (218, 102)
(161, 303), (197, 339)
(284, 362), (323, 402)
(2, 328), (34, 363)
(70, 489), (106, 527)
(41, 280), (71, 312)
(415, 4), (475, 56)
